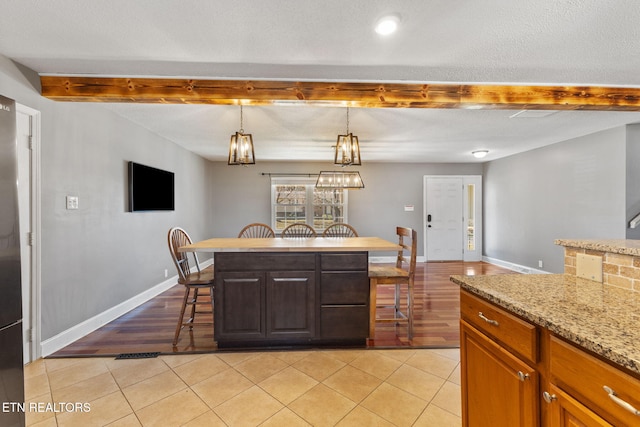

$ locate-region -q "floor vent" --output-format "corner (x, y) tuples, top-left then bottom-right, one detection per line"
(115, 352), (161, 360)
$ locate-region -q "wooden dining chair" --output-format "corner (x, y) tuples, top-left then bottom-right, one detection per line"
(238, 222), (275, 238)
(368, 226), (417, 340)
(167, 227), (215, 346)
(281, 223), (317, 238)
(322, 223), (359, 237)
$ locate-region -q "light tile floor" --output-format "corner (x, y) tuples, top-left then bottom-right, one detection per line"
(24, 348), (462, 427)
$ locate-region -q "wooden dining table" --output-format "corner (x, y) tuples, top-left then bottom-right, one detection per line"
(179, 236), (400, 348)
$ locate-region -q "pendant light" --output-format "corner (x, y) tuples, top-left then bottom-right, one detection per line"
(228, 105), (256, 165)
(334, 107), (361, 166)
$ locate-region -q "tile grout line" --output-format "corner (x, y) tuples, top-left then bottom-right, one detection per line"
(30, 348), (462, 427)
(410, 365), (461, 426)
(111, 357), (167, 427)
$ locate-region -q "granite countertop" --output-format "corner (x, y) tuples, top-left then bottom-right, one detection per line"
(450, 273), (640, 376)
(554, 238), (640, 256)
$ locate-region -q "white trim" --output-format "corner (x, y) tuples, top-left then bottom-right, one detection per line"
(17, 103), (42, 362)
(372, 256), (548, 272)
(40, 259), (213, 357)
(482, 256), (550, 275)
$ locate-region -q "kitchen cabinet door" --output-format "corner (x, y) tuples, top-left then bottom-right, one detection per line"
(214, 271), (264, 341)
(266, 271), (315, 339)
(461, 320), (539, 427)
(546, 384), (612, 427)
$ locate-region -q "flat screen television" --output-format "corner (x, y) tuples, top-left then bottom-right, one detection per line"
(128, 161), (175, 211)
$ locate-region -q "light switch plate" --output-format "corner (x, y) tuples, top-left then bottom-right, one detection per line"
(66, 196), (79, 210)
(576, 253), (603, 282)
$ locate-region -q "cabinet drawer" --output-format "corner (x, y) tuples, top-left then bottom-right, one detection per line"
(460, 290), (538, 363)
(320, 253), (367, 271)
(320, 306), (369, 338)
(215, 252), (315, 271)
(320, 272), (369, 304)
(550, 336), (640, 426)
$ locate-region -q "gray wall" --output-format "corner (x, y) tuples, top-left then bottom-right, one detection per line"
(0, 55), (213, 340)
(484, 126), (627, 273)
(210, 161), (482, 256)
(626, 124), (640, 239)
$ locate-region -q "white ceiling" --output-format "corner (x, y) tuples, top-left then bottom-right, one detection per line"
(2, 0), (640, 163)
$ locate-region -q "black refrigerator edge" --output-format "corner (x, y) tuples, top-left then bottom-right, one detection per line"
(0, 94), (25, 427)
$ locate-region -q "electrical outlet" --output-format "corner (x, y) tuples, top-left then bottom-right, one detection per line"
(66, 196), (79, 210)
(538, 260), (543, 268)
(164, 269), (168, 278)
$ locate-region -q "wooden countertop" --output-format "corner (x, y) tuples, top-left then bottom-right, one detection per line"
(179, 236), (402, 253)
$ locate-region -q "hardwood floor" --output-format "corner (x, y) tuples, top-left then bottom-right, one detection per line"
(51, 261), (516, 357)
(370, 261), (515, 348)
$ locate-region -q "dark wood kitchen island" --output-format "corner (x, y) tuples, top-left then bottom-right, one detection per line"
(179, 237), (400, 348)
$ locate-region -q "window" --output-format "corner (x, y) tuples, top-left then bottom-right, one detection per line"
(271, 177), (348, 233)
(466, 184), (475, 251)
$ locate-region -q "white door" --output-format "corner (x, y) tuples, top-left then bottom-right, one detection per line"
(425, 177), (464, 261)
(16, 105), (40, 363)
(424, 175), (483, 262)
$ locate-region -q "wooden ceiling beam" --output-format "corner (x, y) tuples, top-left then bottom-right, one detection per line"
(40, 76), (640, 111)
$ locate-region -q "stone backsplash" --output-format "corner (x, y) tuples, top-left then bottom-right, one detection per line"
(561, 242), (640, 292)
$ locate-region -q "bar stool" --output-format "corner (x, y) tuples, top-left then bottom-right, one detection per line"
(368, 226), (417, 340)
(281, 223), (317, 238)
(167, 227), (215, 346)
(238, 223), (275, 238)
(322, 223), (359, 237)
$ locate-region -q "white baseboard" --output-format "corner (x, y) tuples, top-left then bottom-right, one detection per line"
(482, 256), (550, 274)
(41, 259), (213, 357)
(371, 255), (546, 274)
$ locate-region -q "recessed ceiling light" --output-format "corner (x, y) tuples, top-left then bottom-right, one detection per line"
(375, 15), (400, 36)
(472, 150), (489, 159)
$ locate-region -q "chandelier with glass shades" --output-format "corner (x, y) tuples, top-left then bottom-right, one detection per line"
(315, 169), (364, 189)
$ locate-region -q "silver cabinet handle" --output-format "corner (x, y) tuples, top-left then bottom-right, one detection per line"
(543, 391), (557, 403)
(478, 312), (499, 326)
(603, 386), (640, 416)
(517, 371), (530, 382)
